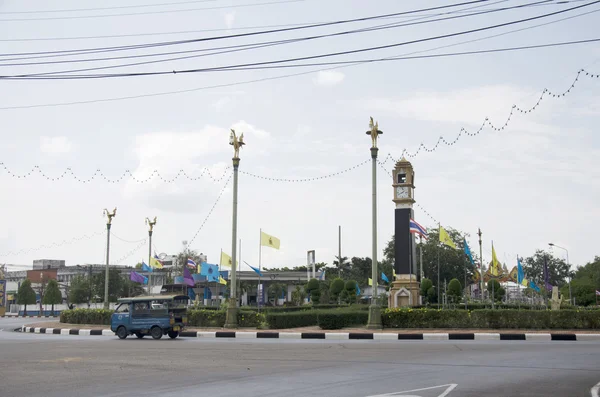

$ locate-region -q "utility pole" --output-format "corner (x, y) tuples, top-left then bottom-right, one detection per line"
(225, 129), (245, 329)
(366, 117), (382, 330)
(103, 208), (117, 309)
(478, 228), (484, 304)
(549, 243), (571, 305)
(338, 225), (342, 278)
(146, 217), (157, 296)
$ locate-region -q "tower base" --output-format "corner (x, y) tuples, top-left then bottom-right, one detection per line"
(388, 274), (421, 308)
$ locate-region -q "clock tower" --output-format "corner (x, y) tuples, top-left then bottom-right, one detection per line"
(389, 157), (420, 307)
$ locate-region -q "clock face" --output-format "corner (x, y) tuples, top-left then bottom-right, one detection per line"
(396, 186), (409, 198)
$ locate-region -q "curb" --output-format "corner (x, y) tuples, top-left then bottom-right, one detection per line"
(3, 315), (60, 318)
(20, 327), (600, 341)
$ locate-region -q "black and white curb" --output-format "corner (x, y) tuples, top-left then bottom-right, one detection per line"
(20, 327), (600, 341)
(3, 315), (59, 318)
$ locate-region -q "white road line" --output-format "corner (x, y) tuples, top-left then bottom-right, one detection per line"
(591, 381), (600, 397)
(366, 383), (458, 397)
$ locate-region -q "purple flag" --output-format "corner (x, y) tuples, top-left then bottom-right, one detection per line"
(543, 256), (552, 291)
(130, 271), (148, 285)
(183, 266), (195, 287)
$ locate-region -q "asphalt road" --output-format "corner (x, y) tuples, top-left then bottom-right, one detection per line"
(1, 318), (599, 397)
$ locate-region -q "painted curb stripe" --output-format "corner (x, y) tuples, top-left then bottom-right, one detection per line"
(257, 332), (279, 338)
(278, 332), (301, 339)
(475, 333), (500, 340)
(500, 333), (526, 340)
(90, 329), (103, 336)
(301, 333), (325, 339)
(349, 333), (374, 340)
(215, 331), (236, 338)
(53, 329), (61, 334)
(179, 331), (197, 338)
(551, 334), (576, 341)
(398, 334), (424, 340)
(449, 333), (475, 340)
(69, 329), (79, 335)
(423, 333), (449, 340)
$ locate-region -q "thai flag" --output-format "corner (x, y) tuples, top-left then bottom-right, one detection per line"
(186, 258), (197, 269)
(409, 219), (428, 238)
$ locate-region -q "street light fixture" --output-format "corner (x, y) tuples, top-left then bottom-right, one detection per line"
(548, 242), (572, 305)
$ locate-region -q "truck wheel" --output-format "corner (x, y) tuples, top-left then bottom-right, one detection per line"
(150, 326), (163, 340)
(168, 330), (179, 339)
(116, 326), (128, 340)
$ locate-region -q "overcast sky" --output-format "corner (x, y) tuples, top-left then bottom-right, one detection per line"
(0, 0), (598, 274)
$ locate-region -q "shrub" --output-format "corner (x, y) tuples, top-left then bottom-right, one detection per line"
(420, 278), (433, 297)
(60, 309), (113, 325)
(187, 309), (226, 327)
(447, 279), (462, 303)
(238, 310), (265, 327)
(329, 278), (345, 301)
(266, 311), (319, 329)
(318, 311), (369, 330)
(382, 308), (470, 329)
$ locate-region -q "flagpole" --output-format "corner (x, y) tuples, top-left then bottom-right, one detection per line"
(258, 228), (262, 311)
(464, 236), (468, 311)
(491, 240), (495, 310)
(517, 255), (521, 310)
(238, 239), (241, 306)
(419, 235), (423, 283)
(437, 223), (441, 309)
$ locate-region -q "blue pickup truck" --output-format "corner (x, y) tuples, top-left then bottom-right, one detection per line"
(110, 294), (190, 340)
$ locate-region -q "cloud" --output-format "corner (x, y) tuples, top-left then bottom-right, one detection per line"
(40, 136), (73, 154)
(314, 70), (345, 86)
(124, 122), (271, 212)
(224, 11), (235, 29)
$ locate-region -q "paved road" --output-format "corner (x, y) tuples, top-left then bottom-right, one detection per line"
(1, 318), (599, 397)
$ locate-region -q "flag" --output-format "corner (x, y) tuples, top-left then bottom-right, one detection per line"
(517, 257), (525, 285)
(130, 271), (148, 285)
(439, 226), (456, 249)
(142, 261), (153, 273)
(319, 270), (325, 280)
(355, 283), (361, 296)
(409, 219), (428, 238)
(368, 278), (373, 286)
(200, 263), (219, 282)
(463, 238), (474, 265)
(529, 280), (541, 292)
(218, 275), (227, 285)
(491, 243), (499, 276)
(150, 255), (163, 269)
(183, 266), (195, 287)
(220, 251), (236, 268)
(543, 255), (552, 291)
(186, 258), (197, 270)
(381, 272), (389, 283)
(260, 231), (280, 250)
(248, 263), (263, 277)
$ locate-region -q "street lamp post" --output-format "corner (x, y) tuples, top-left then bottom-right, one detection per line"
(366, 117), (382, 330)
(224, 129), (245, 329)
(103, 208), (117, 309)
(548, 242), (572, 305)
(146, 217), (157, 296)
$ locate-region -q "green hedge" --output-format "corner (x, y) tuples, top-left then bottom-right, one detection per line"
(187, 309), (265, 328)
(317, 311), (369, 330)
(265, 311), (319, 329)
(60, 309), (113, 325)
(382, 309), (600, 329)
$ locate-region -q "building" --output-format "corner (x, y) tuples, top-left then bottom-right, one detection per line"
(32, 259), (65, 270)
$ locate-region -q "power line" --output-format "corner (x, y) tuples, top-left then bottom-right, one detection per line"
(0, 231), (104, 257)
(0, 0), (305, 22)
(10, 37), (598, 80)
(5, 0), (597, 80)
(188, 172), (232, 245)
(0, 0), (513, 67)
(0, 1), (496, 58)
(0, 0), (218, 14)
(1, 0), (583, 43)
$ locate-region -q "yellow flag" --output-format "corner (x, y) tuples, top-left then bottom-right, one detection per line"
(439, 226), (456, 249)
(149, 257), (163, 269)
(260, 231), (280, 250)
(368, 278), (373, 286)
(218, 276), (227, 285)
(220, 251), (236, 268)
(491, 244), (499, 276)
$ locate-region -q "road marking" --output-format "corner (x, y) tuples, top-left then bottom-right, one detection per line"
(591, 381), (600, 397)
(366, 383), (458, 397)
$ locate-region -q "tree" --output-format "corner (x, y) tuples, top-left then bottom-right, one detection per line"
(560, 278), (596, 306)
(420, 278), (433, 297)
(487, 279), (505, 302)
(329, 278), (345, 302)
(17, 280), (36, 315)
(383, 229), (475, 290)
(69, 274), (92, 304)
(120, 279), (145, 298)
(267, 283), (286, 306)
(332, 256), (351, 278)
(174, 247), (203, 275)
(291, 285), (306, 306)
(522, 250), (571, 289)
(572, 256), (600, 293)
(344, 280), (358, 304)
(306, 279), (321, 304)
(447, 278), (463, 303)
(42, 279), (62, 315)
(427, 286), (437, 304)
(92, 268), (127, 303)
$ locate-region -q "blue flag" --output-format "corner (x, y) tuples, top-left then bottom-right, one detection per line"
(463, 238), (474, 265)
(381, 272), (389, 283)
(200, 263), (219, 282)
(142, 261), (153, 272)
(517, 257), (525, 284)
(247, 263), (263, 277)
(529, 280), (541, 292)
(355, 283), (361, 296)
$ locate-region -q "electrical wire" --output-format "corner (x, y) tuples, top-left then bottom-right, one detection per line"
(0, 0), (219, 14)
(188, 172), (233, 245)
(5, 0), (596, 80)
(0, 231), (105, 257)
(0, 0), (305, 22)
(0, 1), (499, 58)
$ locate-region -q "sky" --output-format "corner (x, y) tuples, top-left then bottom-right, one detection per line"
(0, 0), (599, 274)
